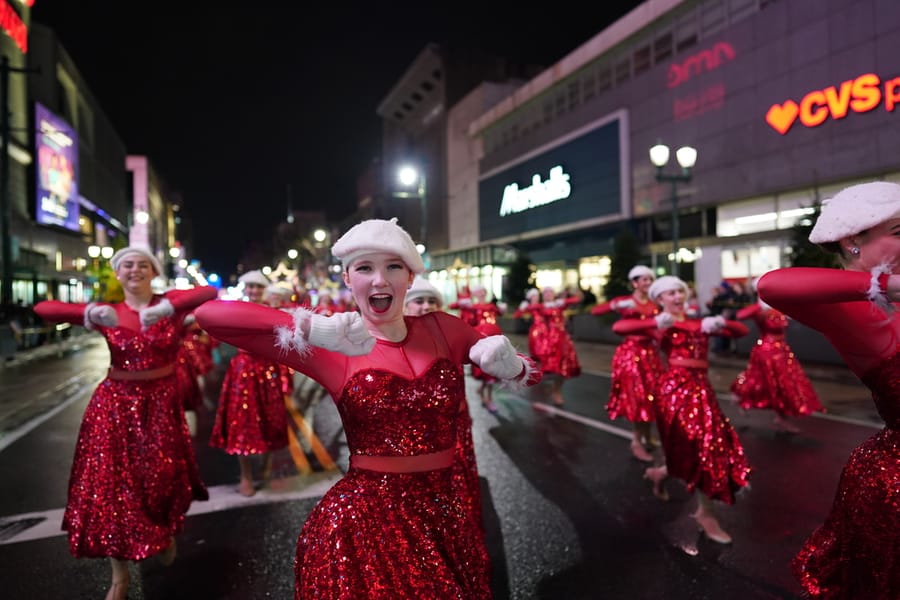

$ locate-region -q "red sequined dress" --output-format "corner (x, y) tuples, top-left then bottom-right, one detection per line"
(470, 302), (505, 383)
(758, 267), (900, 599)
(592, 295), (662, 422)
(730, 302), (824, 417)
(195, 302), (540, 599)
(34, 287), (215, 560)
(614, 316), (752, 503)
(210, 346), (289, 455)
(514, 296), (581, 378)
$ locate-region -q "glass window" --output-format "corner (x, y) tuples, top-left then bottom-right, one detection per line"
(582, 71), (596, 101)
(555, 90), (566, 116)
(596, 64), (612, 92)
(701, 0), (726, 37)
(676, 14), (699, 52)
(633, 45), (651, 75)
(654, 32), (673, 63)
(568, 80), (580, 111)
(615, 57), (631, 85)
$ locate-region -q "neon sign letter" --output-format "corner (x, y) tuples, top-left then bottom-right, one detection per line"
(499, 166), (571, 217)
(667, 42), (735, 89)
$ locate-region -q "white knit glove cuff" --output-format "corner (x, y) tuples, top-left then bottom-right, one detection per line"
(468, 335), (524, 380)
(701, 315), (726, 333)
(308, 311), (376, 356)
(139, 299), (174, 328)
(85, 303), (118, 330)
(654, 312), (674, 329)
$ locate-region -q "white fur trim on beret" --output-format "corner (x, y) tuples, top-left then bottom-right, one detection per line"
(809, 181), (900, 244)
(628, 265), (654, 280)
(648, 275), (687, 302)
(110, 246), (163, 276)
(331, 218), (424, 274)
(405, 276), (444, 307)
(239, 270), (270, 287)
(525, 288), (539, 300)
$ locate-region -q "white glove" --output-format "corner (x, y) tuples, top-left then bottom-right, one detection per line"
(497, 302), (508, 314)
(654, 312), (674, 329)
(140, 299), (174, 327)
(85, 303), (118, 329)
(701, 315), (726, 334)
(614, 298), (636, 310)
(308, 311), (376, 356)
(458, 298), (472, 307)
(468, 335), (524, 380)
(518, 300), (529, 311)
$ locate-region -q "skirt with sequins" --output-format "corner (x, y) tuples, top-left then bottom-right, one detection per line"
(294, 464), (492, 599)
(62, 375), (207, 560)
(210, 351), (288, 454)
(730, 337), (824, 417)
(792, 427), (900, 599)
(607, 336), (662, 422)
(655, 366), (752, 504)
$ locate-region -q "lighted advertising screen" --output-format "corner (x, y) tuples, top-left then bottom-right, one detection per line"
(479, 115), (624, 241)
(35, 102), (80, 231)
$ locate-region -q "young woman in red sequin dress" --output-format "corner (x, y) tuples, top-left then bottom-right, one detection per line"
(35, 246), (215, 600)
(514, 286), (581, 406)
(614, 275), (751, 544)
(729, 277), (824, 433)
(196, 218), (541, 599)
(758, 181), (900, 599)
(591, 265), (663, 462)
(210, 270), (289, 497)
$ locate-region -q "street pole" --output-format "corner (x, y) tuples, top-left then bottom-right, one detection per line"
(670, 179), (679, 278)
(0, 56), (39, 307)
(419, 174), (427, 248)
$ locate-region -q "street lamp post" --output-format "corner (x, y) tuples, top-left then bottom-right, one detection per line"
(649, 143), (697, 277)
(396, 165), (427, 250)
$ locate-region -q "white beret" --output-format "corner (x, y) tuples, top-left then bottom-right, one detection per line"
(265, 284), (292, 298)
(809, 181), (900, 243)
(405, 276), (444, 307)
(628, 265), (654, 280)
(525, 288), (540, 300)
(331, 217), (424, 274)
(110, 245), (163, 276)
(648, 275), (687, 301)
(238, 270), (270, 287)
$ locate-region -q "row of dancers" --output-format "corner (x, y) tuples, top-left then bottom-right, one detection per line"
(32, 179), (900, 599)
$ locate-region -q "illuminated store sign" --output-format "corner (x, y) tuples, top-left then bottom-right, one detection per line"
(766, 72), (900, 134)
(667, 42), (735, 89)
(499, 166), (571, 216)
(0, 0), (28, 53)
(35, 102), (80, 232)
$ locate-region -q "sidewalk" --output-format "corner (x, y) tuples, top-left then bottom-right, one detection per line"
(505, 334), (880, 427)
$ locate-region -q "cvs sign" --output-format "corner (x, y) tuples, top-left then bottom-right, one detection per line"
(766, 73), (900, 134)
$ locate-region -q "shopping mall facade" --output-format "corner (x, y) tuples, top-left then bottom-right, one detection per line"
(387, 0), (900, 311)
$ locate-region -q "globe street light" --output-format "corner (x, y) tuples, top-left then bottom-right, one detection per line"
(649, 142), (697, 277)
(396, 165), (427, 250)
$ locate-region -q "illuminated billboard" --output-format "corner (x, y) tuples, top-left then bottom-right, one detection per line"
(35, 102), (80, 231)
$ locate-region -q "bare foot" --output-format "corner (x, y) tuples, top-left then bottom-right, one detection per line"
(483, 400), (499, 414)
(643, 466), (669, 501)
(692, 510), (732, 544)
(238, 478), (256, 497)
(630, 440), (654, 463)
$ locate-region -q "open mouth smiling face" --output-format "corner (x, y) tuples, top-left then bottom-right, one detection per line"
(344, 252), (413, 320)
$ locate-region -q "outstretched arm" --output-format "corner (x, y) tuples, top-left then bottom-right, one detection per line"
(34, 301), (87, 326)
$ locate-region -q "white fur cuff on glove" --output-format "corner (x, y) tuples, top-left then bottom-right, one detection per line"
(701, 315), (726, 334)
(469, 335), (524, 380)
(309, 311), (376, 356)
(85, 303), (118, 330)
(139, 299), (174, 328)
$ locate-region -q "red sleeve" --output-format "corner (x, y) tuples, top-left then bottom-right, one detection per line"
(590, 301), (613, 316)
(194, 300), (347, 393)
(612, 318), (657, 336)
(757, 267), (898, 373)
(432, 311), (482, 364)
(563, 296), (581, 309)
(721, 320), (750, 338)
(735, 303), (761, 321)
(165, 286), (218, 313)
(34, 300), (88, 325)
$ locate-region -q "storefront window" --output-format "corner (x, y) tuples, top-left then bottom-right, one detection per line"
(720, 244), (781, 280)
(579, 256), (610, 299)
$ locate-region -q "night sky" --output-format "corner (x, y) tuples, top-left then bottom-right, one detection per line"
(30, 3), (639, 276)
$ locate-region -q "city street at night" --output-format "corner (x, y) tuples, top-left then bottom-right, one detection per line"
(0, 332), (876, 599)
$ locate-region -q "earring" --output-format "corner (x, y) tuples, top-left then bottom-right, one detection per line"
(850, 246), (861, 256)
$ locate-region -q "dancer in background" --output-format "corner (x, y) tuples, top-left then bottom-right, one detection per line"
(615, 275), (751, 544)
(591, 265), (663, 462)
(35, 246), (215, 600)
(730, 276), (824, 432)
(210, 270), (288, 497)
(757, 181), (900, 599)
(515, 285), (581, 406)
(404, 275), (443, 316)
(196, 218), (541, 598)
(448, 284), (478, 326)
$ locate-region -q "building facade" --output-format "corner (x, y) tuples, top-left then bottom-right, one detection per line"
(429, 0), (900, 310)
